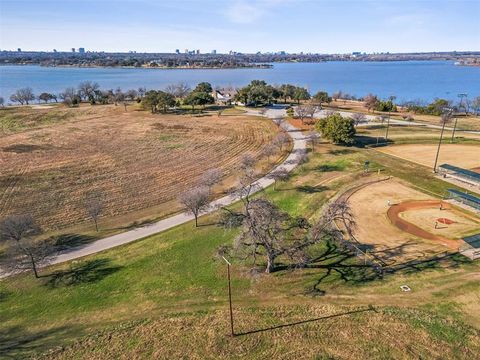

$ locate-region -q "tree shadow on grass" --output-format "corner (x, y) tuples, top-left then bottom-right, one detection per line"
(0, 290), (9, 303)
(235, 306), (375, 337)
(388, 252), (472, 275)
(44, 258), (122, 288)
(0, 325), (71, 359)
(316, 164), (343, 172)
(296, 185), (329, 194)
(329, 149), (356, 156)
(354, 135), (394, 148)
(298, 241), (383, 295)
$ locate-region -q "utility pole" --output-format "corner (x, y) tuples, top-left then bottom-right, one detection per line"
(222, 256), (235, 337)
(452, 93), (467, 142)
(450, 114), (458, 143)
(458, 93), (468, 115)
(434, 108), (453, 172)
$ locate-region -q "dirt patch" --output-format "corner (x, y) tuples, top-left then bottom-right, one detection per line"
(378, 144), (480, 170)
(387, 201), (463, 249)
(347, 178), (462, 265)
(437, 218), (455, 225)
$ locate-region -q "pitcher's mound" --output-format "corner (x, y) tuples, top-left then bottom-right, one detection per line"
(437, 218), (456, 225)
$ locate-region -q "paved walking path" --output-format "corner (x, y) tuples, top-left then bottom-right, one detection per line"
(256, 106), (480, 135)
(44, 118), (307, 267)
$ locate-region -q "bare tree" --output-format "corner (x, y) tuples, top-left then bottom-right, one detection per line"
(350, 113), (366, 126)
(270, 167), (290, 190)
(471, 96), (480, 117)
(272, 117), (285, 128)
(179, 186), (210, 227)
(114, 88), (125, 106)
(297, 149), (308, 164)
(304, 103), (319, 121)
(125, 89), (138, 101)
(59, 87), (80, 107)
(85, 191), (104, 232)
(0, 214), (50, 278)
(294, 105), (310, 124)
(273, 133), (290, 152)
(240, 153), (256, 172)
(138, 87), (147, 98)
(10, 88), (35, 105)
(220, 191), (355, 273)
(262, 144), (277, 163)
(332, 91), (342, 102)
(305, 131), (320, 151)
(165, 82), (191, 98)
(364, 94), (379, 113)
(78, 81), (100, 101)
(200, 168), (223, 189)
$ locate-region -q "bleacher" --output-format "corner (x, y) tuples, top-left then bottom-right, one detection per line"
(447, 189), (480, 211)
(438, 164), (480, 186)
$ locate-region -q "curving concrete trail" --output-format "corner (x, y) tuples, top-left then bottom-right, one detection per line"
(257, 105), (480, 135)
(44, 118), (307, 266)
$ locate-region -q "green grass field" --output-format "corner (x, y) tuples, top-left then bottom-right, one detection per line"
(1, 124), (480, 359)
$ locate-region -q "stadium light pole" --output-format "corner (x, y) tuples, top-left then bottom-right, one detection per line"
(222, 256), (235, 337)
(433, 108), (453, 173)
(451, 93), (467, 143)
(384, 95), (396, 142)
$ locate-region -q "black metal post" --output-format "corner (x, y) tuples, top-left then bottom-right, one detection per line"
(385, 113), (391, 142)
(451, 116), (458, 143)
(222, 257), (235, 337)
(227, 263), (234, 337)
(434, 120), (447, 172)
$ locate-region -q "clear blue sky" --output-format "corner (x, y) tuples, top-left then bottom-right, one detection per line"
(0, 0), (479, 53)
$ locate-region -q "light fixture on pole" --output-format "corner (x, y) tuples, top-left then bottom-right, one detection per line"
(222, 256), (235, 337)
(433, 107), (453, 172)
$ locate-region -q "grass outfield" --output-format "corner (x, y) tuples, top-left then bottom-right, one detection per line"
(378, 143), (480, 170)
(1, 139), (480, 358)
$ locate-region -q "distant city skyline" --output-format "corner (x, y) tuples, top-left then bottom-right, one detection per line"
(1, 0), (479, 53)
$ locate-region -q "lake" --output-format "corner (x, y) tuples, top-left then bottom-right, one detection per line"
(0, 61), (479, 103)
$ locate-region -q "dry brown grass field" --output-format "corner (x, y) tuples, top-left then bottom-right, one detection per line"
(377, 143), (480, 170)
(0, 105), (284, 231)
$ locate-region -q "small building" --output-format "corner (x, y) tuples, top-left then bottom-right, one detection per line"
(212, 88), (237, 105)
(79, 47), (85, 54)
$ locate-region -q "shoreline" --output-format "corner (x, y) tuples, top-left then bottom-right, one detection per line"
(0, 63), (274, 70)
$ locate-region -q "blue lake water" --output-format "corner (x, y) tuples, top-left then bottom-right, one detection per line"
(0, 61), (479, 103)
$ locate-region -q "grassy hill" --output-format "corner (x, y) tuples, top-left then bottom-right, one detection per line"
(1, 123), (480, 359)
